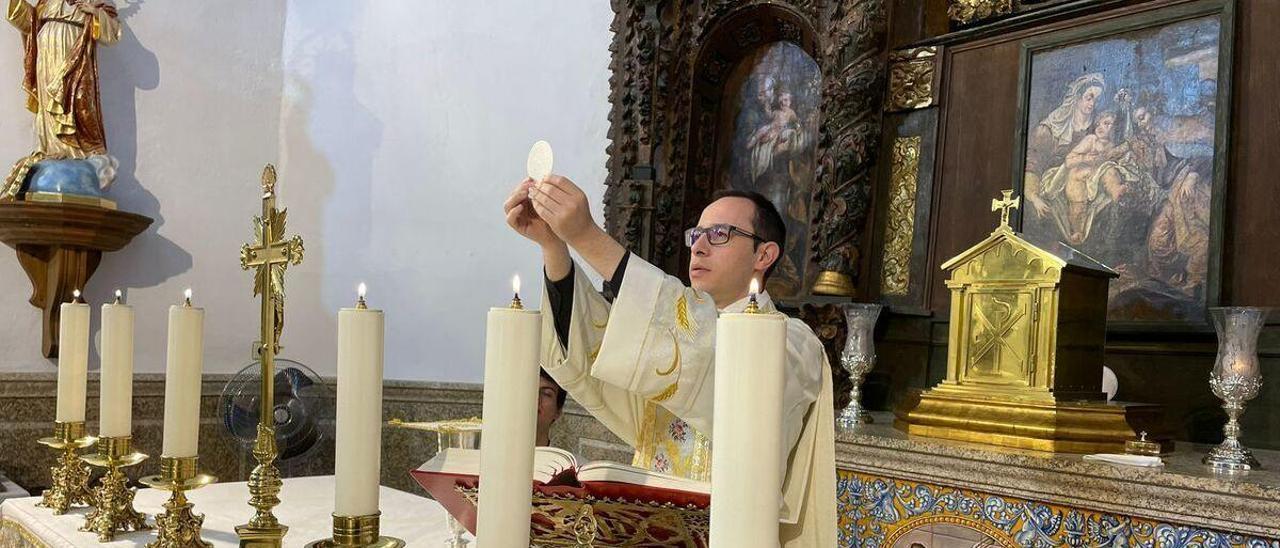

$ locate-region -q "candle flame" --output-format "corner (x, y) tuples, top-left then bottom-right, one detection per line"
(749, 278), (760, 295)
(512, 274), (521, 296)
(72, 289), (81, 299)
(358, 282), (367, 299)
(115, 289), (122, 298)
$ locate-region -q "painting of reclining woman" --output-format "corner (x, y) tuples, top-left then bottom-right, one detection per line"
(1016, 12), (1229, 325)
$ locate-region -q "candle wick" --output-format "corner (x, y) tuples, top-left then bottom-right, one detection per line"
(356, 295), (368, 310)
(509, 292), (524, 310)
(184, 296), (192, 307)
(745, 293), (760, 314)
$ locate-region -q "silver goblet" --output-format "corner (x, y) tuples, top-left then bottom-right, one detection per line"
(837, 303), (882, 429)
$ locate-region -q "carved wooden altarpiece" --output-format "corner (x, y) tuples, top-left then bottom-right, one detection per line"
(601, 0), (888, 296)
(600, 1), (891, 406)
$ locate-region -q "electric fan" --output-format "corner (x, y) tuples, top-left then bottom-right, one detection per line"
(220, 358), (333, 464)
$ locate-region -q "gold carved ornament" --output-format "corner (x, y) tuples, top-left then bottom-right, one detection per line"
(887, 48), (937, 111)
(880, 136), (921, 296)
(948, 0), (1012, 25)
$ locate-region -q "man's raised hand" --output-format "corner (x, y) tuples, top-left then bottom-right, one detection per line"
(527, 175), (599, 246)
(504, 178), (561, 248)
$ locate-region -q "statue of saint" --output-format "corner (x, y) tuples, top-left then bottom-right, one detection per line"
(7, 0), (120, 159)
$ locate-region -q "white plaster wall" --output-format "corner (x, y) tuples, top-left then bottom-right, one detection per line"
(0, 2), (289, 374)
(0, 1), (614, 382)
(277, 1), (612, 381)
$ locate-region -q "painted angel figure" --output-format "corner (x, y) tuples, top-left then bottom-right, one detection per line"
(7, 0), (120, 159)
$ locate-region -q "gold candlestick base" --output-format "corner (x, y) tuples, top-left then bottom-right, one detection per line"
(80, 436), (150, 541)
(235, 424), (288, 547)
(36, 421), (98, 514)
(305, 513), (405, 548)
(140, 456), (217, 548)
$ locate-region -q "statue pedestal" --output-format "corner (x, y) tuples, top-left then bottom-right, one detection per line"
(0, 201), (151, 357)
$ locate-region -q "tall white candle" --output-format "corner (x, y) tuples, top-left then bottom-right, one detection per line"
(334, 283), (385, 517)
(56, 290), (90, 423)
(99, 290), (135, 438)
(162, 289), (205, 458)
(710, 283), (787, 548)
(476, 275), (541, 547)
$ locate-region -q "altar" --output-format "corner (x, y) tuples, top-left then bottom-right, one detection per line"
(834, 413), (1280, 546)
(0, 475), (469, 547)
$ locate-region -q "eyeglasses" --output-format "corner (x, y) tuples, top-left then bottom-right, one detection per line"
(683, 224), (765, 247)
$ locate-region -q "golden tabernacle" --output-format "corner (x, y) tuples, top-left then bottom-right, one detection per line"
(896, 191), (1169, 453)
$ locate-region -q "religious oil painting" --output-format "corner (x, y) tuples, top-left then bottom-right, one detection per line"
(1013, 4), (1232, 329)
(714, 41), (822, 299)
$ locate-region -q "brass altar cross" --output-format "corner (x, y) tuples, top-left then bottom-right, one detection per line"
(240, 165), (304, 356)
(991, 189), (1020, 230)
(235, 164), (302, 546)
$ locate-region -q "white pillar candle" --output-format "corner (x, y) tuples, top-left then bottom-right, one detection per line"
(334, 283), (385, 517)
(55, 290), (90, 423)
(476, 275), (541, 547)
(162, 289), (205, 458)
(99, 291), (135, 438)
(710, 294), (787, 548)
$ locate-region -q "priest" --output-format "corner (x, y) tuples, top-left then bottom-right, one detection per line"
(502, 175), (836, 547)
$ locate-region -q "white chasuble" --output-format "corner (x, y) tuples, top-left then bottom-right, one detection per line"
(540, 256), (836, 547)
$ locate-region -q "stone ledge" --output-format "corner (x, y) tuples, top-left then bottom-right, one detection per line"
(837, 412), (1280, 538)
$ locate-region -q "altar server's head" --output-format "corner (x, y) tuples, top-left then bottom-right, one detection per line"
(686, 189), (784, 308)
(537, 368), (567, 447)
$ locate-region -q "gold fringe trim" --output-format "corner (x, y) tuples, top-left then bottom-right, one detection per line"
(1, 516), (52, 548)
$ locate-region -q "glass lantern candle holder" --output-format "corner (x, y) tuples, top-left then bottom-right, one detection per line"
(837, 303), (882, 429)
(1203, 306), (1270, 472)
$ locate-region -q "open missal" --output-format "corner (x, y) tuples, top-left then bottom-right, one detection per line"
(412, 447), (711, 546)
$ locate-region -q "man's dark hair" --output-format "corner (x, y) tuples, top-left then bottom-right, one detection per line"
(709, 189), (786, 281)
(539, 368), (567, 409)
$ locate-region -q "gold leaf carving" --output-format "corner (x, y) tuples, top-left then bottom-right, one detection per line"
(888, 48), (936, 111)
(881, 137), (921, 296)
(948, 0), (1012, 25)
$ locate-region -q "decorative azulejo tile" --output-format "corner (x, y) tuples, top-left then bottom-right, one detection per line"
(836, 470), (1280, 547)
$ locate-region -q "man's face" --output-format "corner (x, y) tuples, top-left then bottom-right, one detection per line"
(536, 376), (562, 445)
(1135, 107), (1152, 130)
(688, 197), (774, 307)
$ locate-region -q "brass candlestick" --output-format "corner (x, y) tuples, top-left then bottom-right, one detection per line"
(80, 436), (150, 541)
(140, 456), (217, 548)
(36, 420), (97, 514)
(236, 165), (303, 547)
(306, 513), (405, 548)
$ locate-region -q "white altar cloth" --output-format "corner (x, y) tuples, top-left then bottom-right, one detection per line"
(0, 475), (469, 547)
